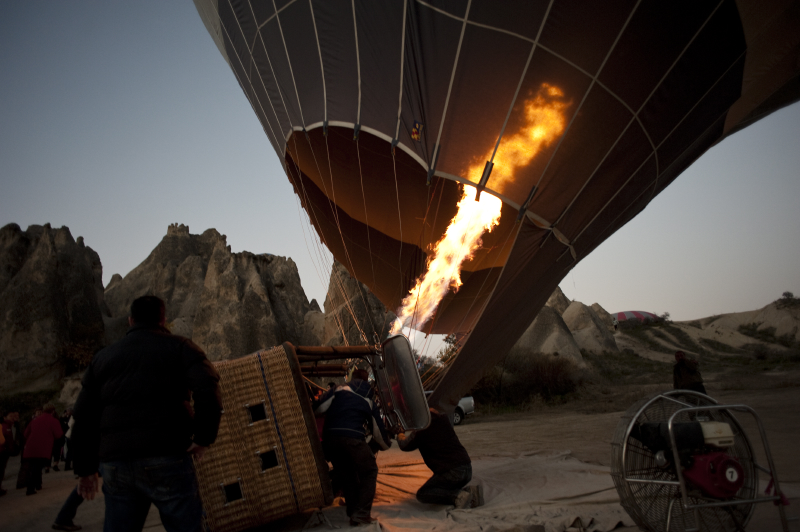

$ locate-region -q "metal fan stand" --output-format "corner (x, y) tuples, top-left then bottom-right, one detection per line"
(612, 390), (793, 532)
(666, 403), (789, 531)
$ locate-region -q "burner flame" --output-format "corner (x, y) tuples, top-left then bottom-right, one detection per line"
(390, 84), (568, 335)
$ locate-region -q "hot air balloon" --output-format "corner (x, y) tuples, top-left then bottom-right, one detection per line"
(193, 0), (800, 411)
(614, 310), (660, 323)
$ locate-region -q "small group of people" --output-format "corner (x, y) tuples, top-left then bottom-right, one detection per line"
(314, 368), (483, 526)
(0, 405), (75, 498)
(5, 294), (483, 531)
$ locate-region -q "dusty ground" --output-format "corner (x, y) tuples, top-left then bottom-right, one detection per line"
(2, 377), (798, 531)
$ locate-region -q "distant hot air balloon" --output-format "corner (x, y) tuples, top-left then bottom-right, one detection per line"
(194, 0), (800, 410)
(613, 311), (660, 323)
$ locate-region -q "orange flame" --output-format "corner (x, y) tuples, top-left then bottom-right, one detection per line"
(390, 84), (568, 335)
(468, 84), (569, 192)
(390, 186), (502, 334)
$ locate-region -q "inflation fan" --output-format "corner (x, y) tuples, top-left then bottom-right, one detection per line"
(611, 390), (791, 531)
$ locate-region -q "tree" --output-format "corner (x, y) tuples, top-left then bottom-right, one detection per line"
(782, 291), (794, 300)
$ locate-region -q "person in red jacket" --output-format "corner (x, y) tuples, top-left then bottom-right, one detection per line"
(23, 403), (63, 495)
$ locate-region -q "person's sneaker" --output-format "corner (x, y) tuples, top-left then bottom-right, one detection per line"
(53, 464), (60, 472)
(0, 488), (7, 497)
(52, 523), (82, 531)
(349, 516), (379, 527)
(454, 489), (472, 509)
(26, 490), (37, 496)
(468, 484), (484, 508)
(45, 467), (50, 474)
(454, 485), (484, 509)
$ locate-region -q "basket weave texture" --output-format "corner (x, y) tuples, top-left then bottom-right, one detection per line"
(194, 346), (327, 532)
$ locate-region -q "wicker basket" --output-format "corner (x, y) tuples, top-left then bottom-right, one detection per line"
(194, 343), (333, 532)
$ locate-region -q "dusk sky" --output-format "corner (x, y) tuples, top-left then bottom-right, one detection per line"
(2, 2), (798, 356)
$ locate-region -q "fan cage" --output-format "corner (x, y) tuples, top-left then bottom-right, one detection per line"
(611, 391), (757, 532)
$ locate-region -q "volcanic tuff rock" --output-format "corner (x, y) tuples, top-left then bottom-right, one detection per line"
(0, 223), (106, 394)
(104, 224), (322, 360)
(545, 286), (571, 316)
(320, 261), (396, 347)
(562, 301), (619, 354)
(104, 224), (221, 339)
(591, 302), (615, 330)
(509, 305), (583, 364)
(700, 303), (800, 342)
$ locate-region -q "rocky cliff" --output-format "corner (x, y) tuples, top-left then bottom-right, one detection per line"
(562, 301), (619, 354)
(104, 224), (324, 360)
(0, 224), (106, 394)
(320, 261), (396, 346)
(509, 305), (583, 363)
(103, 224), (392, 359)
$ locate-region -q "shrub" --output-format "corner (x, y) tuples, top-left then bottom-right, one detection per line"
(618, 325), (674, 353)
(582, 350), (671, 385)
(777, 292), (800, 309)
(471, 352), (583, 406)
(738, 323), (799, 348)
(698, 338), (741, 354)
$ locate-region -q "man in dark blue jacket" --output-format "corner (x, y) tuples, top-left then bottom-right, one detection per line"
(71, 295), (222, 532)
(316, 369), (390, 526)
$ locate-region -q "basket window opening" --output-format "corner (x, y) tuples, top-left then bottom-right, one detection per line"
(259, 449), (280, 471)
(221, 479), (244, 504)
(247, 402), (268, 424)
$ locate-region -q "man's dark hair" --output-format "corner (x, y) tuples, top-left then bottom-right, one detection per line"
(130, 295), (166, 326)
(352, 369), (370, 382)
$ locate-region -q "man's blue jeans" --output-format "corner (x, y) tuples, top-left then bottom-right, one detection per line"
(99, 454), (201, 532)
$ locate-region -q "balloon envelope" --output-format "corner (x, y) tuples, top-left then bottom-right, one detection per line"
(194, 0), (800, 406)
(614, 311), (659, 323)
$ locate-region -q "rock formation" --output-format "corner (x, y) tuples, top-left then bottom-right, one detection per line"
(545, 286), (571, 315)
(705, 302), (800, 342)
(591, 302), (615, 330)
(0, 224), (106, 394)
(104, 224), (222, 340)
(104, 224), (322, 360)
(508, 305), (583, 364)
(562, 301), (619, 354)
(320, 261), (396, 346)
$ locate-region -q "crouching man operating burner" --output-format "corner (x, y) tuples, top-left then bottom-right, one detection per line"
(316, 369), (391, 526)
(397, 407), (483, 509)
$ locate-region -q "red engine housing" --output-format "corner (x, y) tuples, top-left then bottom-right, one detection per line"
(683, 451), (744, 499)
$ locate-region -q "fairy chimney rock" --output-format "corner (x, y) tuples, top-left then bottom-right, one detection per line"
(562, 301), (618, 354)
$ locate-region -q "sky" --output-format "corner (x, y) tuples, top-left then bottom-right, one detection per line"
(2, 2), (799, 357)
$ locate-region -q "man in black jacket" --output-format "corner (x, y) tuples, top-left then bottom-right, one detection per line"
(398, 407), (482, 509)
(71, 295), (222, 532)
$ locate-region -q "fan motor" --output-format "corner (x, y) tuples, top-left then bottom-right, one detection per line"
(682, 451), (744, 499)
